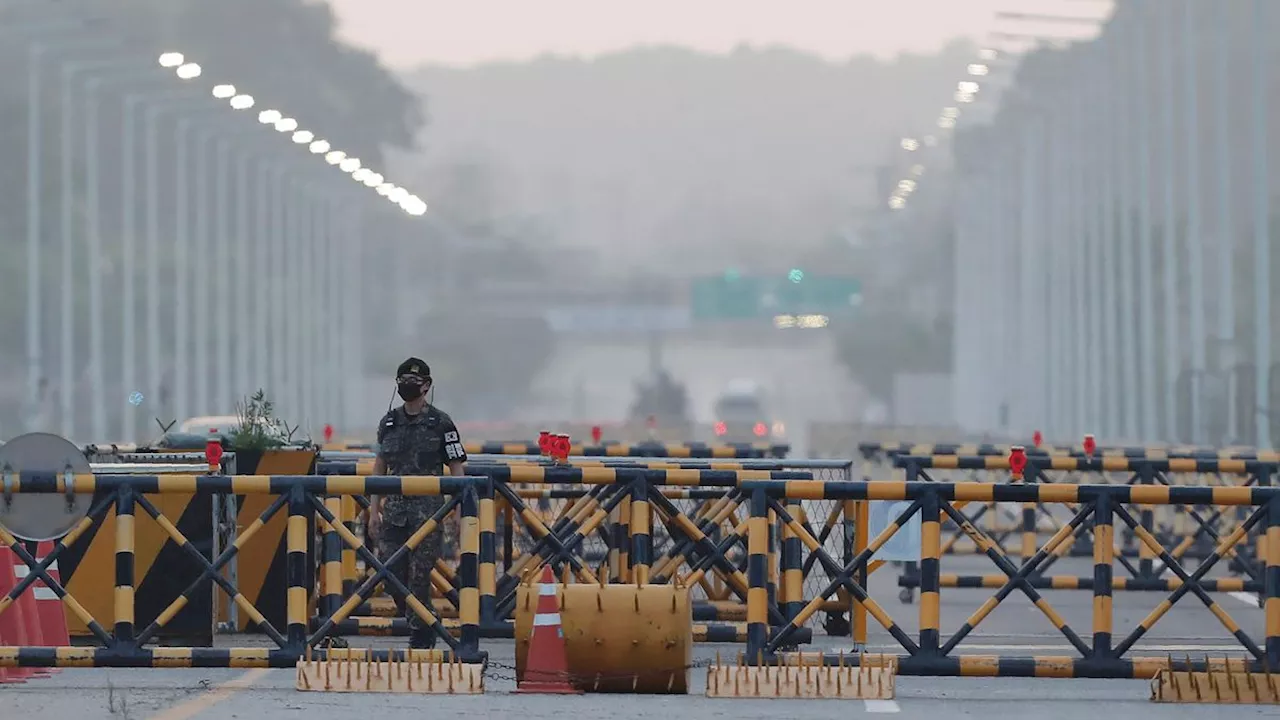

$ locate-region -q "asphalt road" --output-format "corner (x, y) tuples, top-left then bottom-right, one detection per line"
(2, 555), (1270, 719)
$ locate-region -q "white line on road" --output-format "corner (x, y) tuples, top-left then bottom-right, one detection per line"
(864, 700), (901, 713)
(1229, 591), (1261, 608)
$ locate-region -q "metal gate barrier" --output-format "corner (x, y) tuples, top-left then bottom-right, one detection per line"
(0, 471), (490, 668)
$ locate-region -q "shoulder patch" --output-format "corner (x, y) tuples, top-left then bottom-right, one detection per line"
(444, 431), (459, 442)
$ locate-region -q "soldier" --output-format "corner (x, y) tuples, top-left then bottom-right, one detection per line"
(368, 357), (468, 649)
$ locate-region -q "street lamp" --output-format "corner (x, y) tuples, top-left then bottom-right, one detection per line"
(174, 62), (202, 80)
(159, 50), (429, 217)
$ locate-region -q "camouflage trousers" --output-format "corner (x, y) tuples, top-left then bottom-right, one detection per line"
(377, 519), (443, 633)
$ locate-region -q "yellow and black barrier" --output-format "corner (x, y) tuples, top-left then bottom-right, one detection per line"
(77, 447), (322, 638)
(888, 454), (1271, 599)
(719, 477), (1280, 678)
(858, 441), (1280, 463)
(311, 460), (854, 646)
(0, 472), (491, 668)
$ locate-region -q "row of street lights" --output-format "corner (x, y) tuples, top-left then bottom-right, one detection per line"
(889, 48), (1004, 212)
(886, 4), (1111, 212)
(155, 51), (427, 216)
(8, 1), (412, 442)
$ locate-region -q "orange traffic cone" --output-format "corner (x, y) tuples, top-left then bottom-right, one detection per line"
(15, 542), (66, 676)
(13, 544), (52, 677)
(516, 565), (580, 694)
(0, 546), (37, 682)
(28, 542), (70, 649)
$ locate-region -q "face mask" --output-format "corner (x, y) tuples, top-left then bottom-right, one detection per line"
(397, 380), (425, 401)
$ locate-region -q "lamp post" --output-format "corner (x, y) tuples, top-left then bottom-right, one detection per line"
(154, 50), (428, 428)
(4, 3), (119, 435)
(1182, 0), (1206, 445)
(1159, 2), (1180, 441)
(1251, 0), (1270, 448)
(58, 52), (180, 442)
(75, 66), (202, 442)
(1134, 0), (1159, 443)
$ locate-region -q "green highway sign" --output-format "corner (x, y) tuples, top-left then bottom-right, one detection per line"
(690, 273), (862, 320)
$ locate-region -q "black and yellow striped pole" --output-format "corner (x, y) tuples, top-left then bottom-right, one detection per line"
(340, 495), (359, 598)
(852, 498), (870, 645)
(457, 483), (481, 653)
(779, 499), (804, 622)
(919, 487), (942, 655)
(629, 477), (652, 584)
(1266, 489), (1280, 667)
(114, 484), (137, 646)
(745, 487), (770, 662)
(319, 497), (343, 619)
(1091, 492), (1114, 658)
(286, 486), (309, 649)
(501, 495), (515, 574)
(1136, 464), (1157, 580)
(477, 479), (498, 633)
(766, 506), (778, 619)
(609, 494), (631, 582)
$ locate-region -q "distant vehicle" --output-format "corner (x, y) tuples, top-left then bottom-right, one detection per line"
(178, 415), (241, 437)
(712, 382), (781, 443)
(158, 414), (297, 450)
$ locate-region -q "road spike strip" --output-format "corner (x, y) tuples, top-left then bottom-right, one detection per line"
(294, 651), (484, 694)
(1151, 654), (1280, 704)
(705, 655), (897, 699)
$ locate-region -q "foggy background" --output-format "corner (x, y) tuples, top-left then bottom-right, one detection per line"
(5, 0), (1278, 454)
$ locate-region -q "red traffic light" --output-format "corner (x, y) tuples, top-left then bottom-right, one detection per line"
(1032, 430), (1043, 448)
(205, 438), (224, 469)
(1083, 434), (1096, 457)
(753, 422), (767, 437)
(1008, 445), (1027, 478)
(591, 425), (602, 444)
(713, 421), (727, 436)
(323, 424), (334, 443)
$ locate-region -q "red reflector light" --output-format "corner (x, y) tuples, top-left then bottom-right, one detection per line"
(753, 422), (767, 437)
(714, 422), (727, 436)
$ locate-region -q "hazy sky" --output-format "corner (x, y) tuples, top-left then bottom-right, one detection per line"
(325, 0), (1111, 69)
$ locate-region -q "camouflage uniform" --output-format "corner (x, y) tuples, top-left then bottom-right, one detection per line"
(374, 403), (467, 642)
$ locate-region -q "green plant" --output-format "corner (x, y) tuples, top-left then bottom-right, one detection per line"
(228, 389), (294, 451)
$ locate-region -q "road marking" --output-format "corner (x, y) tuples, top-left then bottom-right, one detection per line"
(864, 699), (901, 713)
(146, 668), (271, 720)
(1229, 591), (1261, 608)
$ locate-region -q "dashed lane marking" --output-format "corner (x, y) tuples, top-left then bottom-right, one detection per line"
(865, 699), (901, 713)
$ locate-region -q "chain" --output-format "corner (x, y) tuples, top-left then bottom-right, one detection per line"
(481, 657), (717, 684)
